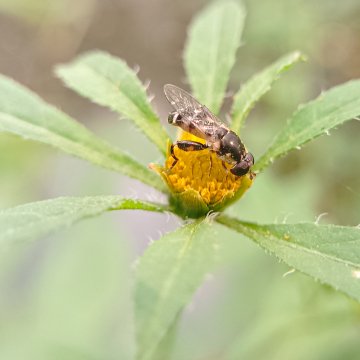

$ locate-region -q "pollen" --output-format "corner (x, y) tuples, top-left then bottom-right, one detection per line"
(150, 132), (254, 218)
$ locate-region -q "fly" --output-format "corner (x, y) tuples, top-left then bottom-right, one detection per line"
(164, 84), (254, 177)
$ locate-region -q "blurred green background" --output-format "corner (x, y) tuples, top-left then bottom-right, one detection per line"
(0, 0), (359, 359)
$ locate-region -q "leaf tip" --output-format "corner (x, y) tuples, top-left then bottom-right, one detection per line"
(292, 50), (308, 62)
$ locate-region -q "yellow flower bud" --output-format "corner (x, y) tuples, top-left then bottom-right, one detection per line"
(150, 131), (254, 218)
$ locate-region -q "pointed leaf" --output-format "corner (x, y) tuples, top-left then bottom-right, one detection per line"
(0, 74), (166, 192)
(56, 51), (169, 155)
(231, 51), (306, 133)
(254, 80), (360, 172)
(135, 220), (221, 360)
(218, 215), (360, 301)
(184, 0), (245, 114)
(0, 196), (166, 245)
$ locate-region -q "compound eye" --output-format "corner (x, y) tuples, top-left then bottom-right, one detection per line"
(230, 161), (250, 177)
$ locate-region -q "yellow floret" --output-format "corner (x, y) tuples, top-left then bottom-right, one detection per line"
(150, 131), (254, 218)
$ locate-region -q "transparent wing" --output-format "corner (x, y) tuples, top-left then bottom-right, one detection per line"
(163, 84), (223, 126)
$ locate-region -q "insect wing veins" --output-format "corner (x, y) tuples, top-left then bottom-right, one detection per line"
(164, 84), (224, 141)
(164, 84), (200, 112)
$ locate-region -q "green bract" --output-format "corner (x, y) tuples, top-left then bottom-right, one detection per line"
(0, 1), (360, 359)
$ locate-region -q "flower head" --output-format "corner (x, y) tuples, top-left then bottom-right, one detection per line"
(150, 131), (254, 218)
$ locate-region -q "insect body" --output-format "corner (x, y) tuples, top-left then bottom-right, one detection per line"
(164, 84), (254, 177)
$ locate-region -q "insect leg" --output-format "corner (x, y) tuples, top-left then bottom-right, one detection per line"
(169, 141), (208, 170)
(175, 140), (208, 152)
(170, 143), (179, 169)
(221, 160), (228, 172)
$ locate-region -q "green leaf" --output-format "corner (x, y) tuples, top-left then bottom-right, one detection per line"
(0, 196), (166, 245)
(231, 51), (306, 134)
(0, 74), (166, 192)
(134, 220), (220, 360)
(218, 215), (360, 301)
(56, 51), (169, 155)
(184, 0), (245, 114)
(253, 80), (360, 172)
(0, 217), (134, 360)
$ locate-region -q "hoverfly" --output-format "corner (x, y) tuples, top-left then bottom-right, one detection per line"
(164, 84), (254, 177)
